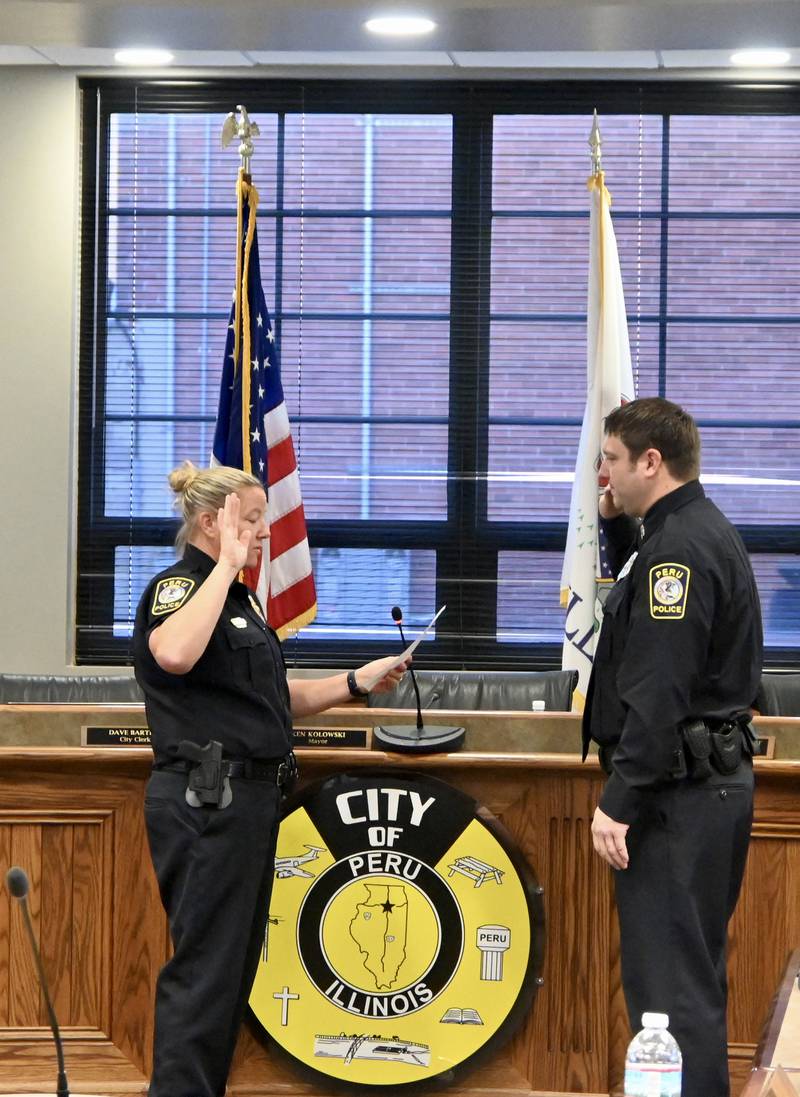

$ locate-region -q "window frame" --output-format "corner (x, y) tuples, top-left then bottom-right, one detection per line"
(77, 77), (800, 667)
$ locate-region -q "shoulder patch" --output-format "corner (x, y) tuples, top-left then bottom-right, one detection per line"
(649, 563), (691, 619)
(151, 576), (196, 617)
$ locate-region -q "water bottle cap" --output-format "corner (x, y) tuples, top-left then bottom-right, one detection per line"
(641, 1012), (669, 1028)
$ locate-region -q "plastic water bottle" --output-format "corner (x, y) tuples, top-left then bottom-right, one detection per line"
(624, 1012), (682, 1097)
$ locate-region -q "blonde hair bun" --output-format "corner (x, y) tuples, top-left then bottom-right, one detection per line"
(168, 460), (201, 496)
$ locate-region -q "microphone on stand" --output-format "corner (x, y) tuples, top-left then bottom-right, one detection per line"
(372, 605), (465, 754)
(391, 605), (424, 734)
(6, 867), (70, 1097)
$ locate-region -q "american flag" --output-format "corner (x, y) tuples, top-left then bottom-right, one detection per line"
(213, 169), (317, 638)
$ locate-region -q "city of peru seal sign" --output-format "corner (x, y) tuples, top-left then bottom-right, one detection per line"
(250, 770), (545, 1090)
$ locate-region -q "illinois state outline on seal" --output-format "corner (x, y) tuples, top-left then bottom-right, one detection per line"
(249, 770), (544, 1090)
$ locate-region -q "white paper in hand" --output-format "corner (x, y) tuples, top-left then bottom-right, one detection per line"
(362, 605), (446, 691)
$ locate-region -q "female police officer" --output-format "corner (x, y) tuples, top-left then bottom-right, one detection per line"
(133, 461), (406, 1097)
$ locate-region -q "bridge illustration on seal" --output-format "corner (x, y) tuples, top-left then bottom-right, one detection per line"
(313, 1032), (431, 1067)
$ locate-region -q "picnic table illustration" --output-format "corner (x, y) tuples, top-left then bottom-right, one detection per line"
(446, 855), (504, 887)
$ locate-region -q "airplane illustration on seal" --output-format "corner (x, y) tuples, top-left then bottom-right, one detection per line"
(274, 844), (327, 878)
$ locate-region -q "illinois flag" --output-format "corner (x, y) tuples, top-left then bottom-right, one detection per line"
(213, 168), (317, 638)
(560, 156), (635, 710)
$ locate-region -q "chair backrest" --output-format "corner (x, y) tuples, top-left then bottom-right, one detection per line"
(366, 669), (578, 712)
(754, 672), (800, 717)
(0, 674), (144, 704)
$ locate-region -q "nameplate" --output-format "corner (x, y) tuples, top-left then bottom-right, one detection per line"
(82, 725), (152, 746)
(754, 735), (776, 759)
(292, 726), (369, 749)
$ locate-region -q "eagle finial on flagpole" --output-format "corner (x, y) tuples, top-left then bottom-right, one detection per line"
(589, 109), (602, 175)
(220, 104), (260, 174)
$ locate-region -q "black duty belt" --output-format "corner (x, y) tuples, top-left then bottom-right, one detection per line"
(158, 757), (290, 784)
(598, 718), (755, 782)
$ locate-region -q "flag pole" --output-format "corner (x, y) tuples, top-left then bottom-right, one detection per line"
(589, 108), (602, 175)
(213, 103), (318, 637)
(560, 108), (635, 709)
(220, 105), (262, 465)
(220, 103), (261, 175)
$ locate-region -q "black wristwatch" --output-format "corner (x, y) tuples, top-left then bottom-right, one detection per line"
(347, 670), (369, 698)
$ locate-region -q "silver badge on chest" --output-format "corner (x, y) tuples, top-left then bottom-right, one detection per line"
(616, 550), (638, 581)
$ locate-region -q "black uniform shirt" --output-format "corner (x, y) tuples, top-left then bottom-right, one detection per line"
(582, 480), (763, 824)
(133, 544), (293, 767)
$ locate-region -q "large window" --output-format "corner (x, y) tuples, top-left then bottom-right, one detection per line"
(77, 80), (800, 666)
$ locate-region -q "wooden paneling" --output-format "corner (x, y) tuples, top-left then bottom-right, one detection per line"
(40, 822), (73, 1025)
(9, 824), (41, 1029)
(741, 951), (800, 1097)
(730, 771), (800, 1059)
(0, 760), (155, 1091)
(72, 818), (106, 1028)
(505, 774), (613, 1095)
(0, 745), (798, 1096)
(4, 706), (800, 761)
(0, 826), (9, 1029)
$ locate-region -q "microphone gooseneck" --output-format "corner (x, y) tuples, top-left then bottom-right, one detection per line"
(390, 606), (424, 734)
(374, 606), (464, 754)
(6, 867), (70, 1097)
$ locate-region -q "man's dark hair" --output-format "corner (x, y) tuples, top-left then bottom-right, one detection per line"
(604, 397), (701, 481)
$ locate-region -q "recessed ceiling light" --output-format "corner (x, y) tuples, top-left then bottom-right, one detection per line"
(114, 48), (175, 66)
(364, 15), (437, 37)
(729, 48), (791, 67)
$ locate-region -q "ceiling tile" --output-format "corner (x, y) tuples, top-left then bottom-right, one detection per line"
(34, 46), (254, 67)
(0, 45), (53, 65)
(661, 48), (799, 68)
(249, 50), (454, 67)
(451, 50), (659, 69)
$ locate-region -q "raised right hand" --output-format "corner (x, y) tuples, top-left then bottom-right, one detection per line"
(217, 492), (252, 572)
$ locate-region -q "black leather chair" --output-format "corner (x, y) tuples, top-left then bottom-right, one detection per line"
(365, 668), (578, 712)
(754, 672), (800, 717)
(0, 674), (144, 704)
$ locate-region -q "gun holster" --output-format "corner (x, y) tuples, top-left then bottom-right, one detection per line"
(178, 739), (232, 809)
(681, 720), (713, 781)
(680, 718), (746, 779)
(280, 750), (299, 795)
(709, 723), (744, 776)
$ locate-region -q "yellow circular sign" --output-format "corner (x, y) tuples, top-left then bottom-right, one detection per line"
(250, 771), (544, 1089)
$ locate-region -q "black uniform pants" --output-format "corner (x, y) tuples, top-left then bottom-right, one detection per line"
(614, 759), (753, 1097)
(144, 769), (282, 1097)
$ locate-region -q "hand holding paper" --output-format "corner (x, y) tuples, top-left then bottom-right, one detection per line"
(355, 654), (411, 695)
(356, 605), (446, 692)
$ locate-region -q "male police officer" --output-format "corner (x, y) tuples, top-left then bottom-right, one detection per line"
(583, 397), (762, 1097)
